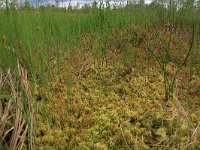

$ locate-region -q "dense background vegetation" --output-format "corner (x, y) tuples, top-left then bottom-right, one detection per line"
(0, 0), (200, 149)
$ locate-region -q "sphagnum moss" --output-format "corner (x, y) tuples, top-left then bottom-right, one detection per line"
(1, 1), (200, 149)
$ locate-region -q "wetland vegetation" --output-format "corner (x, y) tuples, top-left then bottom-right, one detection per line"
(0, 0), (200, 149)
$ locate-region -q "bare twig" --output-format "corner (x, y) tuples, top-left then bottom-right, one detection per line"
(184, 122), (200, 150)
(78, 60), (90, 79)
(173, 96), (190, 124)
(173, 95), (200, 150)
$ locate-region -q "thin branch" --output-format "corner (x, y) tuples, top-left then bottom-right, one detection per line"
(183, 122), (200, 150)
(170, 18), (195, 92)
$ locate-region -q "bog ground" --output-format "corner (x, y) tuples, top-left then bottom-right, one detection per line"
(0, 1), (200, 150)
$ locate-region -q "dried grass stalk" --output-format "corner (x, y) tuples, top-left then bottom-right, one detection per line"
(0, 61), (34, 150)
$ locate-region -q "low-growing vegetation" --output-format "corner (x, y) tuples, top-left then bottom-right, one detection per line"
(0, 0), (200, 149)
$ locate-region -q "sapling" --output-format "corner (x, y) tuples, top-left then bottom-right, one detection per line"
(147, 19), (195, 101)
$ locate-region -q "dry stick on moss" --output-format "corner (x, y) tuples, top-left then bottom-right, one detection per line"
(173, 81), (199, 148)
(173, 95), (190, 125)
(107, 71), (117, 85)
(78, 60), (90, 79)
(184, 122), (200, 150)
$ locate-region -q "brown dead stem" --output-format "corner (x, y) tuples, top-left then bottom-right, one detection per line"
(0, 62), (33, 150)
